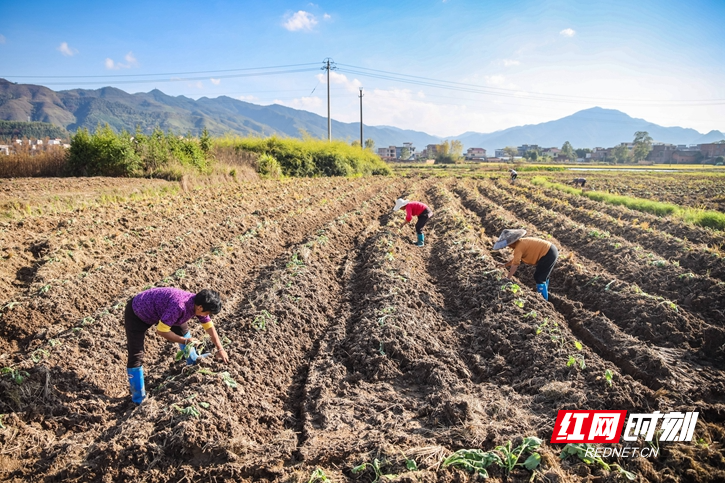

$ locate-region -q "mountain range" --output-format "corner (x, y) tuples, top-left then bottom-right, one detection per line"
(1, 78), (723, 152)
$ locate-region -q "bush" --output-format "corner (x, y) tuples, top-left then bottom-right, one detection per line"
(67, 125), (141, 176)
(257, 153), (282, 179)
(215, 135), (391, 177)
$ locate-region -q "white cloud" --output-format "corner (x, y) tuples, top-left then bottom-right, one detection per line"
(57, 42), (78, 56)
(560, 28), (576, 37)
(315, 71), (362, 93)
(283, 11), (318, 31)
(0, 34), (6, 44)
(276, 96), (323, 110)
(188, 81), (203, 89)
(105, 51), (139, 70)
(238, 95), (259, 102)
(502, 59), (520, 66)
(323, 13), (331, 20)
(210, 78), (221, 85)
(485, 75), (507, 86)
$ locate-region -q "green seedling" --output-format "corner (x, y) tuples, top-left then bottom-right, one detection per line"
(442, 449), (501, 478)
(513, 299), (525, 308)
(307, 468), (330, 483)
(651, 260), (667, 267)
(352, 458), (396, 483)
(567, 355), (586, 370)
(1, 367), (30, 385)
(678, 272), (695, 280)
(500, 282), (520, 294)
(1, 301), (21, 312)
(175, 269), (186, 279)
(574, 340), (583, 351)
(378, 342), (386, 356)
(173, 404), (200, 418)
(604, 369), (613, 387)
(494, 437), (542, 475)
(560, 444), (635, 481)
(696, 437), (710, 449)
(199, 402), (210, 409)
(31, 349), (49, 363)
(252, 310), (275, 330)
(220, 371), (237, 388)
(82, 316), (95, 326)
(39, 284), (51, 295)
(175, 340), (205, 362)
(197, 368), (215, 375)
(524, 310), (537, 319)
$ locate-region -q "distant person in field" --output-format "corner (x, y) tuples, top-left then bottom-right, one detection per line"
(572, 177), (587, 187)
(493, 229), (559, 301)
(510, 169), (518, 181)
(124, 287), (227, 404)
(394, 198), (433, 247)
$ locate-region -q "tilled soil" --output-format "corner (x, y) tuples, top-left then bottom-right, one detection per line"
(0, 176), (723, 483)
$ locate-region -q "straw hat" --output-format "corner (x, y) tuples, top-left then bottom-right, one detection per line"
(393, 198), (409, 212)
(493, 229), (526, 250)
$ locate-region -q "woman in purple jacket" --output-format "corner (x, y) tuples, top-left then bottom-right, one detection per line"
(124, 287), (226, 404)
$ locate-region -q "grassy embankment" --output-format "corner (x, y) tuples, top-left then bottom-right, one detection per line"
(531, 176), (725, 231)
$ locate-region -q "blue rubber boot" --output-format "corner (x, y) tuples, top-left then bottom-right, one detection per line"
(416, 233), (425, 247)
(127, 367), (146, 404)
(536, 283), (549, 301)
(545, 279), (550, 290)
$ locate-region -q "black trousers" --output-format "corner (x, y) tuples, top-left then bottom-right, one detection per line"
(533, 245), (559, 284)
(415, 209), (432, 235)
(124, 298), (189, 368)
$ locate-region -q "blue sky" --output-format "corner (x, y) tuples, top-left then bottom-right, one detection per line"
(1, 0), (724, 136)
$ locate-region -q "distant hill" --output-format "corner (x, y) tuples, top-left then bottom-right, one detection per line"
(454, 107), (725, 152)
(0, 120), (69, 141)
(0, 78), (440, 148)
(0, 79), (721, 151)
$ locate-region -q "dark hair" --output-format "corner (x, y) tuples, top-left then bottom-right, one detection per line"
(195, 289), (222, 315)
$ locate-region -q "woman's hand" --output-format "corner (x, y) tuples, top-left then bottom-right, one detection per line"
(215, 348), (229, 364)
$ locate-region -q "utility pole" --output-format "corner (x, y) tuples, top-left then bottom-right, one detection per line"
(322, 58), (336, 142)
(359, 88), (364, 149)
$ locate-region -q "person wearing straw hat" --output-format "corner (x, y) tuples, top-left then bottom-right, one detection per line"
(572, 177), (587, 187)
(493, 229), (559, 301)
(393, 198), (433, 247)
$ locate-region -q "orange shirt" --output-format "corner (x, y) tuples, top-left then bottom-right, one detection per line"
(511, 238), (552, 265)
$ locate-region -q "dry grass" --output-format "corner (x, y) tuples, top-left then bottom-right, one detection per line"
(0, 146), (68, 178)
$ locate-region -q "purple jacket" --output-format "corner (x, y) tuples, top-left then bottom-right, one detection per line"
(132, 287), (211, 327)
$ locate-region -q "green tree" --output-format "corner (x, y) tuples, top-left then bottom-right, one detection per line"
(364, 138), (375, 150)
(199, 127), (212, 155)
(400, 146), (411, 160)
(633, 131), (653, 162)
(575, 148), (591, 159)
(561, 141), (575, 162)
(503, 146), (518, 163)
(612, 143), (631, 164)
(435, 140), (462, 164)
(350, 140), (361, 148)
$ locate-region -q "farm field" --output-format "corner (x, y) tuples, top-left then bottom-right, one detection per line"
(0, 173), (724, 482)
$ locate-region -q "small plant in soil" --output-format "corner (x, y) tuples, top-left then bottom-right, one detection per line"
(352, 458), (396, 483)
(567, 355), (586, 370)
(443, 449), (501, 478)
(220, 371), (237, 388)
(604, 369), (614, 387)
(173, 404), (200, 418)
(513, 299), (525, 308)
(560, 443), (635, 480)
(500, 282), (520, 294)
(252, 310), (275, 330)
(31, 349), (49, 363)
(1, 367), (30, 385)
(494, 437), (542, 476)
(524, 310), (537, 319)
(307, 468), (330, 483)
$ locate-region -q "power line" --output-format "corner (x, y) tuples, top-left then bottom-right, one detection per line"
(15, 68), (321, 86)
(336, 63), (725, 106)
(1, 62), (321, 79)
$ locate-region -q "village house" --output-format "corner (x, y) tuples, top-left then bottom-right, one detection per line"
(465, 147), (486, 160)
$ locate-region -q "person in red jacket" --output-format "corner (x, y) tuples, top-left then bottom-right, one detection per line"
(394, 198), (433, 247)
